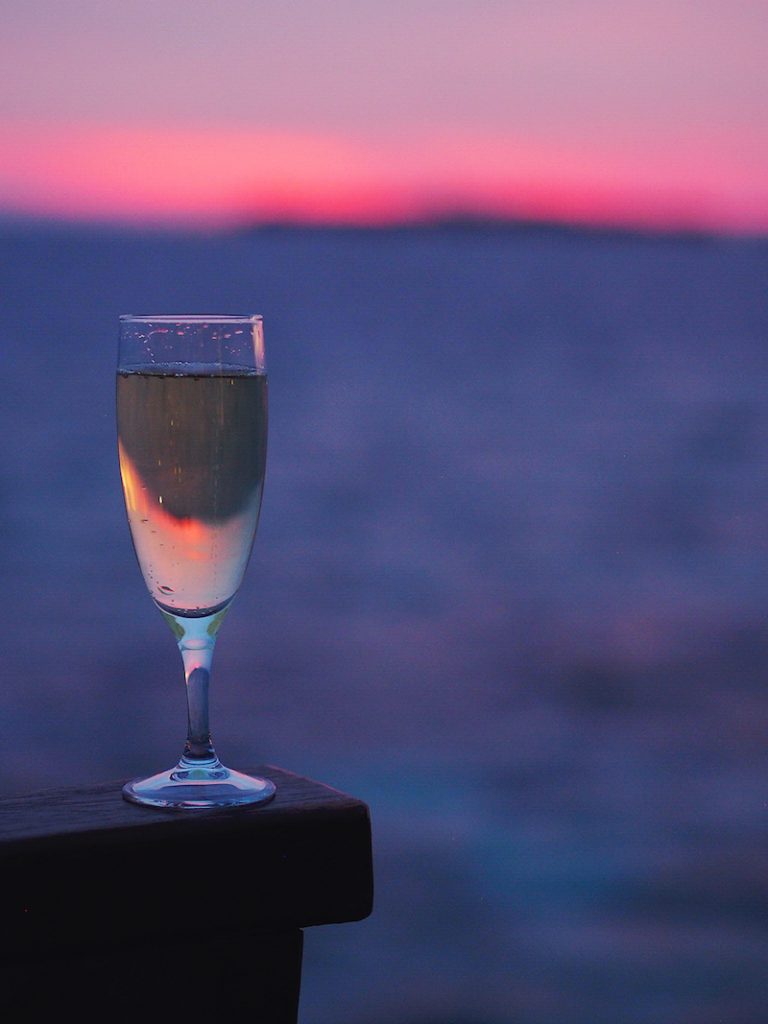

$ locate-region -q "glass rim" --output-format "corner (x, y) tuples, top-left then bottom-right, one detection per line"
(120, 314), (263, 324)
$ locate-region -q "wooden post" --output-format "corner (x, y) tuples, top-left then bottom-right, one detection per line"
(0, 765), (373, 1022)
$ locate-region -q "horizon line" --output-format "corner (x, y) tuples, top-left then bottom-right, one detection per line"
(1, 207), (766, 242)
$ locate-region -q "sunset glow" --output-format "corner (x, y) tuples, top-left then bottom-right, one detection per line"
(2, 123), (767, 232)
(1, 1), (766, 232)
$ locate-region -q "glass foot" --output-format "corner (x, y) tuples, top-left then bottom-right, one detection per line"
(122, 758), (277, 809)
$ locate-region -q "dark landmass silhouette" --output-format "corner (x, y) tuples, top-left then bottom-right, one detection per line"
(0, 208), (765, 245)
(236, 211), (766, 244)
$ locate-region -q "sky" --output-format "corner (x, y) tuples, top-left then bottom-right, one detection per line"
(0, 0), (766, 230)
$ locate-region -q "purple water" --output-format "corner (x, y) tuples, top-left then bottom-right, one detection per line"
(1, 222), (767, 1022)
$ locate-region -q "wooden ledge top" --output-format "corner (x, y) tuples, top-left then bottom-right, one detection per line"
(0, 766), (373, 952)
(0, 764), (366, 846)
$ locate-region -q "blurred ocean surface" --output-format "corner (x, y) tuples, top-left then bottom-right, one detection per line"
(1, 222), (767, 1023)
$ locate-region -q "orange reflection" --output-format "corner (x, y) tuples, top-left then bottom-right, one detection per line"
(119, 441), (207, 557)
(118, 441), (256, 614)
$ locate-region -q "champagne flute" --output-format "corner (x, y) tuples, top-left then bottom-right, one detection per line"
(117, 315), (276, 809)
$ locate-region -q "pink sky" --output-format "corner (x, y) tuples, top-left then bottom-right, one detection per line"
(1, 1), (766, 230)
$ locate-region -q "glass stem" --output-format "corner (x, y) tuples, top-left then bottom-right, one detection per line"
(179, 638), (217, 763)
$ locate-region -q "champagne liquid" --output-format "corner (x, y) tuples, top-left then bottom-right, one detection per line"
(117, 365), (267, 617)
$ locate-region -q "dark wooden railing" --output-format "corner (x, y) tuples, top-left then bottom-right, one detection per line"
(0, 765), (373, 1022)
